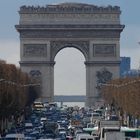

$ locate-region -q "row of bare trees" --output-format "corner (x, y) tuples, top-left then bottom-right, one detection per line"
(0, 60), (40, 131)
(101, 77), (140, 117)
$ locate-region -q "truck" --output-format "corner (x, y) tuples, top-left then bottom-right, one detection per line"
(99, 120), (125, 140)
(104, 132), (125, 140)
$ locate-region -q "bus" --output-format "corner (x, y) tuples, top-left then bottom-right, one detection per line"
(83, 126), (98, 135)
(121, 127), (140, 139)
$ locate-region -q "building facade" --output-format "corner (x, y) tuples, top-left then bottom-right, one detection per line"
(120, 57), (131, 77)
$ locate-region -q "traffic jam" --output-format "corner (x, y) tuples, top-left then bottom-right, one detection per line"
(1, 101), (140, 140)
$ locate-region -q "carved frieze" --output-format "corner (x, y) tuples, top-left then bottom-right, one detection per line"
(50, 41), (89, 60)
(20, 13), (119, 21)
(29, 70), (41, 77)
(96, 67), (112, 89)
(93, 44), (116, 57)
(20, 30), (121, 39)
(23, 44), (47, 57)
(29, 70), (42, 83)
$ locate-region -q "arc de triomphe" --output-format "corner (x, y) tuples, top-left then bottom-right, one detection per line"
(16, 3), (124, 107)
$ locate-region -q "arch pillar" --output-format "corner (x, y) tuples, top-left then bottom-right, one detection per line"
(20, 61), (55, 103)
(85, 61), (98, 107)
(41, 61), (55, 102)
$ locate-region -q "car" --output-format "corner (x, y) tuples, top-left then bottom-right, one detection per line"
(24, 123), (33, 132)
(109, 115), (119, 121)
(40, 117), (47, 124)
(5, 133), (25, 140)
(66, 135), (73, 140)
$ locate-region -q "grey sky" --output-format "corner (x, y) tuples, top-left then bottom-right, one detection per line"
(0, 0), (140, 95)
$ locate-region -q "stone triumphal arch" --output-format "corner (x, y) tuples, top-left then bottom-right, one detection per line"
(16, 3), (124, 107)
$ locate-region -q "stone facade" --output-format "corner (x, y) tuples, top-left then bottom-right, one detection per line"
(16, 2), (124, 107)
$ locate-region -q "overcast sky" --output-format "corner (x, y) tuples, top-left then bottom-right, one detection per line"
(0, 0), (140, 95)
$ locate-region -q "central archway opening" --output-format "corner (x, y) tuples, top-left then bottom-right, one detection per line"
(54, 47), (86, 107)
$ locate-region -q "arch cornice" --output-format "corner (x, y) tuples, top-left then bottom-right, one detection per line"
(50, 41), (89, 61)
(19, 61), (55, 66)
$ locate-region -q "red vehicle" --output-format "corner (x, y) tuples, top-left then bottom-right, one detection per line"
(66, 135), (73, 140)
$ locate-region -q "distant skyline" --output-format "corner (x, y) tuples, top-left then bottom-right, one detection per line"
(0, 0), (140, 95)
